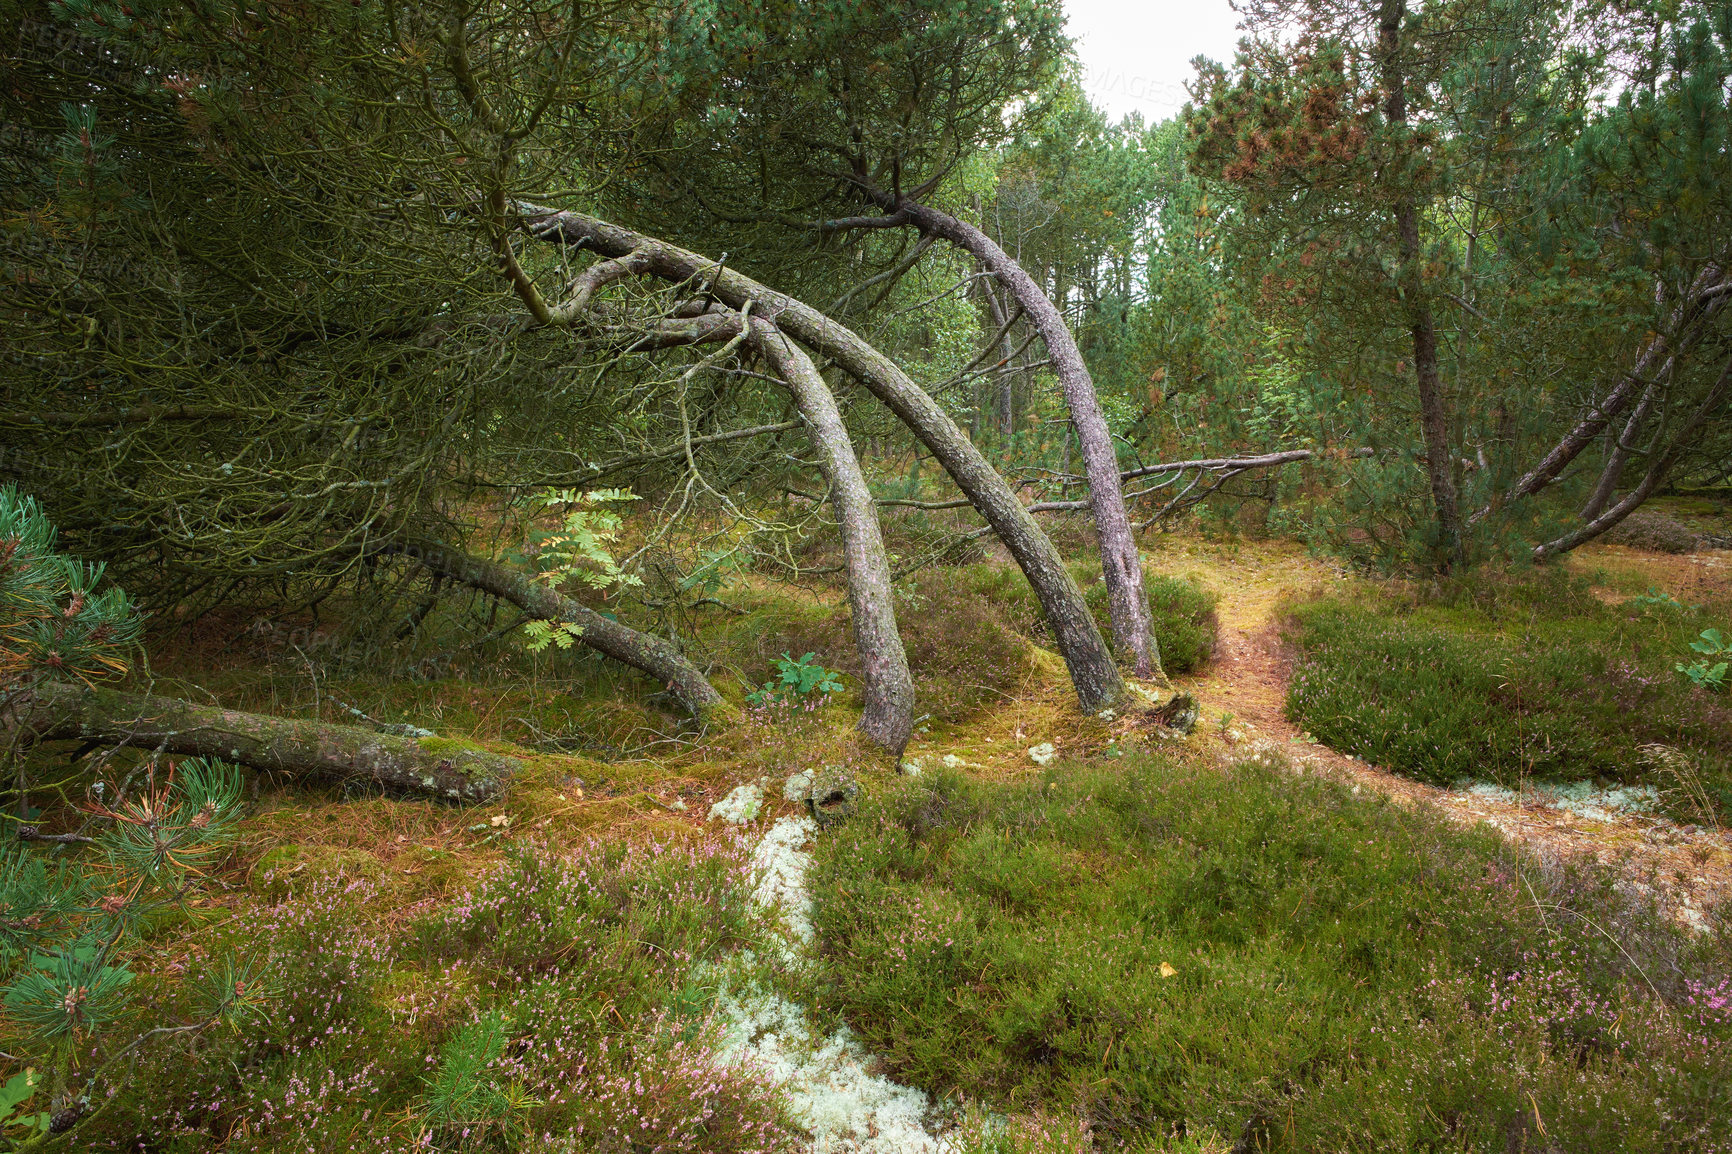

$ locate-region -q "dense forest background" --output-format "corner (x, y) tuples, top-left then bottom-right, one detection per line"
(5, 0), (1729, 607)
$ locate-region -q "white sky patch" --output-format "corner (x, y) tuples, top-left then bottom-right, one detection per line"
(1064, 0), (1244, 124)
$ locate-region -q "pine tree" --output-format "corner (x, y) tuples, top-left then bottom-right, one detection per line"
(1, 488), (264, 1142)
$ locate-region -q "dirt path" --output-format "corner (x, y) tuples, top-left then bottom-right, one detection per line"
(1146, 539), (1732, 930)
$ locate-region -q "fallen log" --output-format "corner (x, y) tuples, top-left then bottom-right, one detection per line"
(20, 683), (517, 802)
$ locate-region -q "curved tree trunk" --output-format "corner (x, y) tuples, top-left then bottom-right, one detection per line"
(19, 683), (515, 801)
(523, 208), (1128, 712)
(748, 317), (914, 753)
(393, 540), (733, 721)
(1534, 355), (1732, 561)
(1580, 371), (1664, 522)
(1469, 271), (1725, 530)
(896, 199), (1164, 683)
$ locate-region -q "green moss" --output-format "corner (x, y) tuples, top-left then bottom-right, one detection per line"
(249, 844), (387, 901)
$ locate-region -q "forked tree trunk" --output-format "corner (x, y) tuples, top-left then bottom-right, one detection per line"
(1468, 273), (1725, 529)
(1533, 355), (1732, 561)
(898, 199), (1164, 682)
(20, 683), (515, 801)
(749, 317), (914, 752)
(523, 208), (1128, 712)
(393, 540), (733, 721)
(1581, 370), (1664, 522)
(535, 300), (913, 751)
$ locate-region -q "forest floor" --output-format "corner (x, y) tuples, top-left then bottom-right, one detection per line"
(1132, 537), (1732, 932)
(22, 526), (1732, 1150)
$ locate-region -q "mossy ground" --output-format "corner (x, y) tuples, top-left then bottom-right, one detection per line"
(5, 528), (1731, 1151)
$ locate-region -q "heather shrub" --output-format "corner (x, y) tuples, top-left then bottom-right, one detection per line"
(803, 759), (1732, 1150)
(1083, 575), (1219, 672)
(72, 836), (796, 1152)
(1285, 577), (1732, 815)
(899, 568), (1037, 722)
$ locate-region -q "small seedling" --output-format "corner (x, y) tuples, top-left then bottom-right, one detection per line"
(1676, 627), (1730, 692)
(745, 652), (845, 708)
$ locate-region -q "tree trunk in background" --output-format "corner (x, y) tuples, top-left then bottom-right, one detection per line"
(980, 276), (1018, 439)
(1405, 252), (1462, 567)
(1581, 370), (1664, 521)
(397, 540), (732, 721)
(523, 208), (1129, 712)
(900, 199), (1164, 683)
(19, 683), (515, 801)
(1380, 0), (1461, 571)
(1469, 272), (1725, 529)
(750, 317), (914, 753)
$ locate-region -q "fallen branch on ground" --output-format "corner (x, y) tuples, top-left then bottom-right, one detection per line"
(18, 684), (517, 801)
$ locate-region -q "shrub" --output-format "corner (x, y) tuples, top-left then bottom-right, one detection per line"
(899, 568), (1037, 723)
(0, 490), (266, 1143)
(802, 760), (1732, 1150)
(71, 835), (797, 1151)
(1082, 574), (1218, 673)
(1284, 583), (1732, 814)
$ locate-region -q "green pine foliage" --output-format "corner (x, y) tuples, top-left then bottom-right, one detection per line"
(0, 487), (143, 690)
(0, 490), (261, 1143)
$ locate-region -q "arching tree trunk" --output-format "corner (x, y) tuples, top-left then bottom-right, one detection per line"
(522, 208), (1128, 712)
(393, 540), (733, 721)
(1534, 355), (1732, 561)
(748, 317), (914, 753)
(896, 199), (1164, 683)
(1581, 370), (1664, 522)
(19, 684), (515, 801)
(1468, 270), (1725, 528)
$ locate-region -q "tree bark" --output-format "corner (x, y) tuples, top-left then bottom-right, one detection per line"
(748, 317), (914, 753)
(1533, 355), (1732, 560)
(1469, 271), (1726, 529)
(1380, 0), (1461, 571)
(895, 199), (1164, 683)
(522, 208), (1128, 712)
(1580, 368), (1665, 521)
(979, 275), (1019, 439)
(559, 305), (913, 750)
(393, 540), (733, 721)
(18, 683), (515, 801)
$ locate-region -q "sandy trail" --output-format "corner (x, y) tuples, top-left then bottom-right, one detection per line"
(1145, 539), (1732, 928)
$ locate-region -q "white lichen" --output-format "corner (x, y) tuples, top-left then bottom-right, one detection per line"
(709, 780), (766, 825)
(711, 810), (951, 1152)
(1460, 779), (1660, 823)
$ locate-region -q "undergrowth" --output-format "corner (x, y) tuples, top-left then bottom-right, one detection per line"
(802, 759), (1732, 1151)
(1285, 568), (1732, 816)
(66, 835), (800, 1152)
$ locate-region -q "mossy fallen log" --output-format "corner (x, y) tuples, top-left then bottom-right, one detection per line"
(21, 683), (516, 802)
